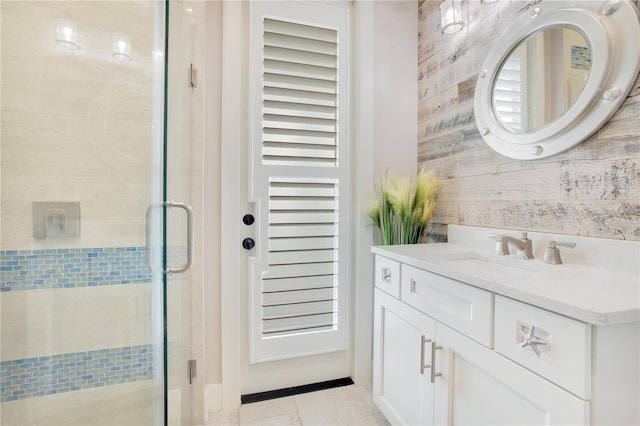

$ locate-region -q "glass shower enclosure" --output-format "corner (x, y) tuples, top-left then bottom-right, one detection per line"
(0, 1), (193, 424)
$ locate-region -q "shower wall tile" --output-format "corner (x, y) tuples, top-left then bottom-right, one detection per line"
(1, 380), (153, 426)
(1, 111), (152, 251)
(1, 1), (157, 252)
(1, 283), (152, 361)
(0, 344), (152, 403)
(0, 247), (151, 292)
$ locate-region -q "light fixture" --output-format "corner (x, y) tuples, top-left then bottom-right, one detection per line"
(482, 0), (498, 3)
(112, 33), (132, 61)
(56, 18), (80, 50)
(440, 0), (464, 34)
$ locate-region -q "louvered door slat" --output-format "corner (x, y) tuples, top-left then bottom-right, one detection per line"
(263, 275), (334, 292)
(265, 46), (337, 68)
(263, 288), (335, 305)
(264, 114), (336, 133)
(264, 87), (336, 107)
(264, 101), (336, 120)
(264, 33), (336, 55)
(269, 236), (335, 252)
(270, 198), (335, 211)
(269, 249), (335, 265)
(263, 314), (335, 335)
(263, 129), (336, 146)
(270, 182), (336, 196)
(270, 224), (335, 238)
(264, 18), (337, 43)
(264, 262), (335, 279)
(264, 300), (336, 320)
(270, 212), (335, 224)
(264, 73), (336, 94)
(265, 59), (336, 81)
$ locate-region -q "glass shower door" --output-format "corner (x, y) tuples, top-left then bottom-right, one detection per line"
(0, 1), (192, 424)
(165, 1), (195, 424)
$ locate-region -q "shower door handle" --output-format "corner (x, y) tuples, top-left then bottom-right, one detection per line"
(165, 201), (193, 274)
(145, 201), (193, 274)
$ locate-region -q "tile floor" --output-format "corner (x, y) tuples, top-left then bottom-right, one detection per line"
(204, 385), (390, 426)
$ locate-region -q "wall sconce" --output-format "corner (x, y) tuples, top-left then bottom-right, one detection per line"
(56, 18), (80, 50)
(440, 0), (464, 34)
(112, 33), (132, 61)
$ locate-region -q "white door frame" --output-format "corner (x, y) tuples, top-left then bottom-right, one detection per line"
(219, 0), (375, 410)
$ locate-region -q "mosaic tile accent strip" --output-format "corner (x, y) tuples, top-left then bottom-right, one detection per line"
(571, 45), (591, 70)
(0, 344), (153, 402)
(0, 247), (151, 292)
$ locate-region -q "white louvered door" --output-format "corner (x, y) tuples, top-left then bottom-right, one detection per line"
(241, 1), (350, 392)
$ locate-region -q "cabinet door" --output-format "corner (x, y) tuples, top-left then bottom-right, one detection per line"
(373, 289), (436, 425)
(434, 323), (589, 426)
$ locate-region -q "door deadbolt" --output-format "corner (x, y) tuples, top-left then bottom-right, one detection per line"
(242, 214), (255, 226)
(242, 238), (255, 250)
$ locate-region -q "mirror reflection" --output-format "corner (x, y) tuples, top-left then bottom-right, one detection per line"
(492, 25), (591, 134)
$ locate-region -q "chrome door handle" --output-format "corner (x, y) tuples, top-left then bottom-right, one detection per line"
(420, 336), (442, 383)
(165, 201), (193, 274)
(420, 336), (431, 374)
(430, 341), (442, 383)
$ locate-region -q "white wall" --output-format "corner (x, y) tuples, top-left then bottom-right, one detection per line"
(373, 0), (418, 180)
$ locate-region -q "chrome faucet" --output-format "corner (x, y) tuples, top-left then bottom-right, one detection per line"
(490, 232), (534, 259)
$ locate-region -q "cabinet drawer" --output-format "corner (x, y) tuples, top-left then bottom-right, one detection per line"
(494, 295), (591, 399)
(401, 264), (493, 347)
(375, 255), (400, 298)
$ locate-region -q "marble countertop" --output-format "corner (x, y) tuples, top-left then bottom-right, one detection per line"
(372, 243), (640, 326)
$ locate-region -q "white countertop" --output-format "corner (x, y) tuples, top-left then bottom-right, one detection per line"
(372, 242), (640, 326)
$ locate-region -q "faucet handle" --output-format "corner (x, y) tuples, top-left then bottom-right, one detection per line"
(489, 234), (509, 255)
(543, 240), (575, 264)
(551, 240), (576, 249)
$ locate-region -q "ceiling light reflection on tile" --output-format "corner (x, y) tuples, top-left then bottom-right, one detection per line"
(112, 33), (132, 61)
(56, 18), (80, 50)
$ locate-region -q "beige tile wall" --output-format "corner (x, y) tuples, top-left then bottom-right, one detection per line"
(1, 1), (155, 250)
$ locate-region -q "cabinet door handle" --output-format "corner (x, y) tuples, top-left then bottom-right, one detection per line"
(430, 341), (442, 384)
(420, 335), (431, 374)
(519, 324), (547, 357)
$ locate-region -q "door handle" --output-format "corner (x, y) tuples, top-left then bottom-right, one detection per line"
(430, 341), (442, 383)
(420, 336), (431, 375)
(165, 201), (193, 274)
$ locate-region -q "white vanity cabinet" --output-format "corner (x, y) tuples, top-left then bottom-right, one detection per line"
(373, 289), (435, 425)
(433, 321), (588, 425)
(372, 249), (638, 426)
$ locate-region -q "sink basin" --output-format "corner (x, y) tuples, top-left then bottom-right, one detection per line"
(436, 252), (541, 273)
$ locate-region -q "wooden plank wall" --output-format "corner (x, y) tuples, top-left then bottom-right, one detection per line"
(417, 0), (640, 240)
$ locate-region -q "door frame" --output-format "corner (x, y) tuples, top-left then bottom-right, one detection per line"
(219, 0), (375, 410)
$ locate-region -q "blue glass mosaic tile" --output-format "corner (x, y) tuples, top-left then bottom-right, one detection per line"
(0, 247), (151, 292)
(0, 345), (153, 402)
(571, 45), (591, 70)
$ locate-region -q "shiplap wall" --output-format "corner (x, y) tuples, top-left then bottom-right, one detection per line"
(417, 0), (640, 241)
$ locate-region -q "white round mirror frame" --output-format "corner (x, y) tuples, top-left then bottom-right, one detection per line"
(474, 0), (640, 160)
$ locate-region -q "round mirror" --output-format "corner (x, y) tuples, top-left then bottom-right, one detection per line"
(474, 0), (640, 160)
(492, 26), (591, 135)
